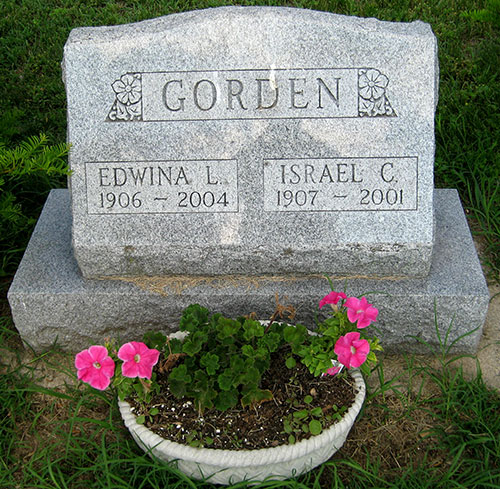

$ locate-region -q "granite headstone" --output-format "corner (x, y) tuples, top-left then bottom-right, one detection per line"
(63, 7), (438, 278)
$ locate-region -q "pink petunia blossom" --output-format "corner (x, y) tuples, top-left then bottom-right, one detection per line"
(325, 365), (342, 376)
(334, 332), (370, 368)
(117, 342), (160, 379)
(75, 345), (115, 390)
(344, 296), (378, 328)
(319, 291), (347, 309)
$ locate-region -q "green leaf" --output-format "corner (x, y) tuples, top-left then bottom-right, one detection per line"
(293, 410), (308, 420)
(242, 319), (264, 341)
(304, 395), (313, 404)
(217, 369), (235, 391)
(230, 355), (245, 372)
(311, 407), (323, 417)
(200, 352), (220, 375)
(182, 330), (208, 356)
(136, 415), (146, 425)
(169, 363), (191, 382)
(115, 376), (134, 401)
(168, 364), (191, 398)
(168, 380), (187, 398)
(369, 337), (384, 352)
(253, 354), (270, 375)
(323, 326), (340, 338)
(314, 364), (325, 377)
(241, 344), (256, 357)
(366, 351), (378, 364)
(321, 315), (341, 328)
(285, 356), (297, 369)
(142, 331), (167, 350)
(241, 388), (273, 408)
(283, 419), (293, 433)
(216, 317), (241, 339)
(309, 419), (322, 436)
(192, 371), (217, 412)
(360, 361), (371, 377)
(284, 324), (308, 350)
(241, 366), (260, 386)
(215, 389), (239, 411)
(179, 304), (209, 332)
(258, 332), (282, 352)
(288, 434), (296, 444)
(167, 337), (184, 354)
(149, 408), (159, 416)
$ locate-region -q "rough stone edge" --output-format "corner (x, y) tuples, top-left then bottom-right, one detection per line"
(64, 7), (434, 46)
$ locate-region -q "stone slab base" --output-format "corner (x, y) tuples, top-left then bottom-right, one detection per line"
(8, 189), (489, 353)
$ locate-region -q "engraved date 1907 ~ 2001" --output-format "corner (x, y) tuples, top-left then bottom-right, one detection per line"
(264, 157), (417, 212)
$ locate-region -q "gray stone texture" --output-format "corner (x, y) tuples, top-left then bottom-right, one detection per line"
(63, 7), (438, 279)
(8, 189), (489, 353)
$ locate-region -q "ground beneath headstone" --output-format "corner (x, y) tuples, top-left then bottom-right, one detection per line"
(2, 280), (498, 485)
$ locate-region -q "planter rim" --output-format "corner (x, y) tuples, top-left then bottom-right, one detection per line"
(118, 368), (365, 467)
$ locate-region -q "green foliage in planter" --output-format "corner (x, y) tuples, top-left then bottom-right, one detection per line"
(283, 395), (324, 443)
(285, 309), (382, 377)
(113, 370), (160, 407)
(166, 304), (289, 414)
(135, 293), (381, 420)
(282, 394), (348, 444)
(0, 134), (70, 276)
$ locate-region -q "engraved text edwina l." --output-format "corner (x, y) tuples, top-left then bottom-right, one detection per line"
(98, 165), (190, 187)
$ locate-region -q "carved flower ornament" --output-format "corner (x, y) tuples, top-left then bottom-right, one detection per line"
(358, 69), (389, 101)
(112, 73), (142, 105)
(358, 68), (396, 117)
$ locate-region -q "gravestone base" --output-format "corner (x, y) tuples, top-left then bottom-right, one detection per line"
(8, 188), (489, 354)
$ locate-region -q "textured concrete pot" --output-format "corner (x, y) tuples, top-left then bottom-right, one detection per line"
(118, 368), (365, 484)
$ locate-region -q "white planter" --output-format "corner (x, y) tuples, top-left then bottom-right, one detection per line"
(118, 368), (365, 485)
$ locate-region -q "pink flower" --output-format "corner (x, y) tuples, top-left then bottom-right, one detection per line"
(319, 291), (347, 309)
(334, 332), (370, 368)
(344, 296), (378, 328)
(117, 342), (160, 379)
(75, 345), (115, 390)
(325, 365), (342, 376)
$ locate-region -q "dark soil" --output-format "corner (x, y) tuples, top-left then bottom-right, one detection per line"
(129, 347), (357, 450)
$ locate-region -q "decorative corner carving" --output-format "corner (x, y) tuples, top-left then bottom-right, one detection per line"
(107, 73), (143, 121)
(358, 69), (396, 117)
